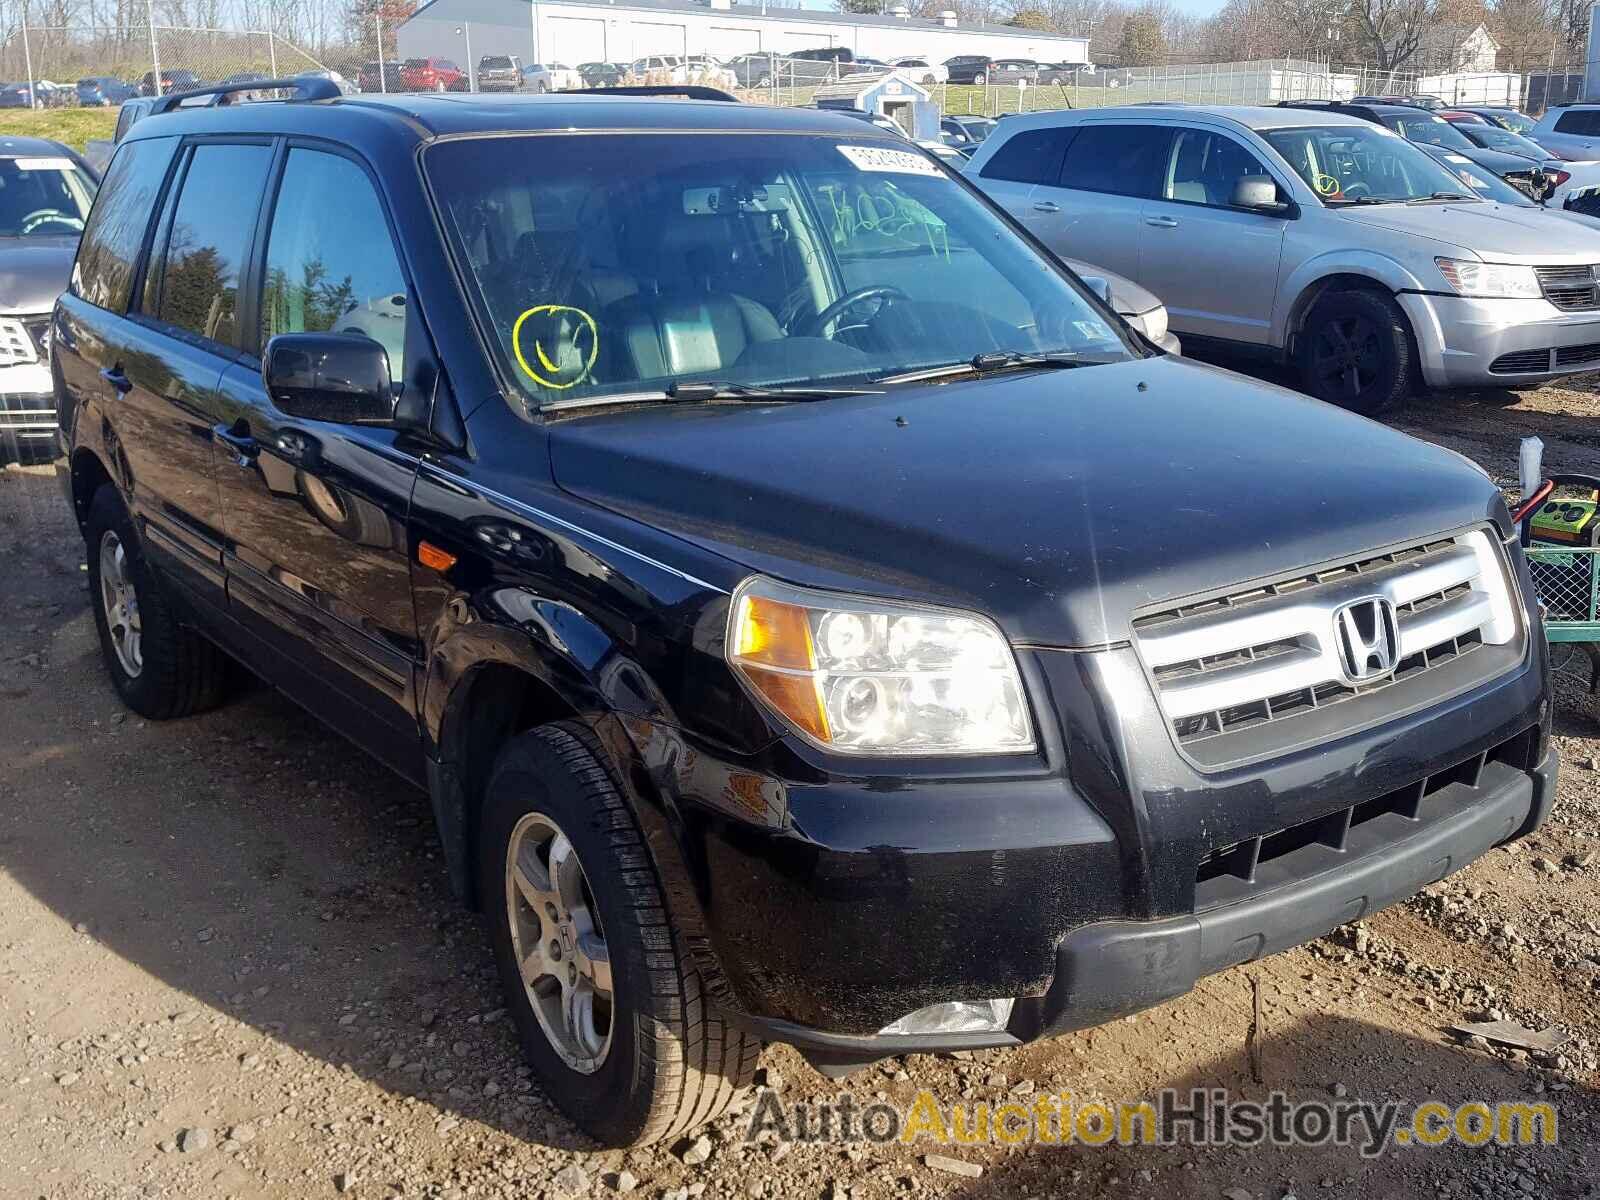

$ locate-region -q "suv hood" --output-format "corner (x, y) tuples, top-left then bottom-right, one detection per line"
(549, 356), (1504, 647)
(0, 236), (77, 314)
(1334, 199), (1600, 262)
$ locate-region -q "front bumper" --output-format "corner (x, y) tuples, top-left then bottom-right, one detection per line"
(1399, 292), (1600, 386)
(730, 746), (1556, 1061)
(0, 362), (57, 464)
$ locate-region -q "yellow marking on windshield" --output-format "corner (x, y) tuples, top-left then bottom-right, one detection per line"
(512, 304), (599, 390)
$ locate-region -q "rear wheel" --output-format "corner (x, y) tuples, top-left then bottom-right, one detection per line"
(1297, 289), (1415, 415)
(85, 484), (228, 719)
(972, 71), (986, 85)
(480, 722), (760, 1146)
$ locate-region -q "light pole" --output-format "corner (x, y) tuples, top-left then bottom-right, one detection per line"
(19, 0), (36, 110)
(146, 0), (162, 96)
(456, 24), (475, 91)
(376, 10), (387, 93)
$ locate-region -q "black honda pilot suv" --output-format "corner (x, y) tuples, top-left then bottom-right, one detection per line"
(53, 79), (1557, 1147)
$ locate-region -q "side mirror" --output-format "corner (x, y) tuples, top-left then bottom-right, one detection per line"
(1080, 274), (1114, 305)
(1231, 176), (1288, 213)
(263, 333), (394, 424)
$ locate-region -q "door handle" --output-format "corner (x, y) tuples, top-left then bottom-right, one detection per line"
(1032, 200), (1061, 213)
(1145, 216), (1180, 228)
(99, 365), (132, 395)
(212, 420), (260, 467)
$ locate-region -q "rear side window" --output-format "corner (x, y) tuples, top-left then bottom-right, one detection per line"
(980, 126), (1075, 185)
(1554, 109), (1600, 135)
(1059, 124), (1173, 198)
(71, 135), (177, 313)
(150, 143), (273, 346)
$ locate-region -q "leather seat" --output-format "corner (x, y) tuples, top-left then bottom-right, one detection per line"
(605, 292), (783, 380)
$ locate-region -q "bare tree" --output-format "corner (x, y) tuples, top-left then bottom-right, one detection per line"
(1351, 0), (1430, 70)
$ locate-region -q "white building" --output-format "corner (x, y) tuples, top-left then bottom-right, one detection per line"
(396, 0), (1092, 70)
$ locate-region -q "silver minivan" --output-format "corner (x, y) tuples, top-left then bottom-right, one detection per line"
(967, 104), (1600, 412)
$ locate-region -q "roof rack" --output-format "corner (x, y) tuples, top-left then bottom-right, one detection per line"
(152, 75), (342, 115)
(566, 84), (738, 102)
(1276, 98), (1341, 107)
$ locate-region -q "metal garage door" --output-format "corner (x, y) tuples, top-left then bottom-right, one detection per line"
(630, 21), (687, 57)
(706, 25), (760, 56)
(547, 16), (607, 64)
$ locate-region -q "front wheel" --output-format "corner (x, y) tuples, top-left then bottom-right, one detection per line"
(972, 71), (986, 85)
(480, 722), (760, 1146)
(1297, 289), (1415, 415)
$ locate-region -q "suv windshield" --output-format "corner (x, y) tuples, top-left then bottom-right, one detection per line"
(1263, 125), (1477, 204)
(1462, 124), (1548, 158)
(0, 154), (96, 237)
(481, 56), (514, 69)
(426, 133), (1134, 406)
(1385, 113), (1475, 150)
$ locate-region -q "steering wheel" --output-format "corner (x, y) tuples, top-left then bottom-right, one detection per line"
(1340, 182), (1372, 199)
(805, 285), (908, 339)
(19, 209), (83, 235)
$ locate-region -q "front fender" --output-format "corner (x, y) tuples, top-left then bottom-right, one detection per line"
(1273, 251), (1429, 347)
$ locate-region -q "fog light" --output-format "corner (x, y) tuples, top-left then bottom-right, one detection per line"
(877, 998), (1014, 1037)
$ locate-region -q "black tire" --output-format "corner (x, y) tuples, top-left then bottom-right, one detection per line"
(1297, 289), (1415, 415)
(84, 484), (228, 719)
(972, 71), (986, 85)
(479, 722), (760, 1146)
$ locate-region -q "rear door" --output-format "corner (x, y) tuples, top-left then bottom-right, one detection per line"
(1029, 122), (1171, 281)
(211, 142), (425, 777)
(60, 136), (273, 612)
(1135, 124), (1289, 345)
(1547, 108), (1600, 159)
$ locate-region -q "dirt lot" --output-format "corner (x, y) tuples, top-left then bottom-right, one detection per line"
(2, 376), (1598, 1200)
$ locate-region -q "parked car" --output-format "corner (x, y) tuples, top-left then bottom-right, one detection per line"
(722, 53), (773, 88)
(1451, 117), (1583, 167)
(0, 139), (97, 463)
(520, 63), (555, 93)
(57, 84), (1558, 1152)
(1454, 105), (1538, 136)
(1528, 103), (1600, 161)
(0, 83), (36, 109)
(477, 55), (526, 92)
(944, 54), (993, 83)
(1280, 100), (1567, 201)
(988, 59), (1041, 84)
(75, 76), (137, 106)
(1036, 62), (1082, 84)
(138, 69), (200, 96)
(298, 68), (358, 96)
(940, 114), (997, 145)
(890, 57), (946, 84)
(545, 62), (585, 90)
(357, 60), (405, 92)
(576, 61), (627, 88)
(968, 104), (1600, 410)
(400, 57), (466, 92)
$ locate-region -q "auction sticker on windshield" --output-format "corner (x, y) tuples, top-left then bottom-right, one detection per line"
(837, 145), (943, 177)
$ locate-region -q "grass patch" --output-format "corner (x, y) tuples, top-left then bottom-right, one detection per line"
(0, 109), (119, 152)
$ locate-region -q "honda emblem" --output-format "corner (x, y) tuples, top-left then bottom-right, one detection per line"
(1334, 597), (1399, 683)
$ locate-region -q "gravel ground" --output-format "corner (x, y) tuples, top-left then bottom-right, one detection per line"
(1, 374), (1598, 1200)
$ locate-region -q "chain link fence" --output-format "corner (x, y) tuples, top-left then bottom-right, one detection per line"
(0, 26), (326, 103)
(0, 27), (1583, 119)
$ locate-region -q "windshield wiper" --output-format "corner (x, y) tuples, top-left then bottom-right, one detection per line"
(1329, 195), (1397, 206)
(538, 380), (881, 413)
(875, 350), (1104, 385)
(1407, 191), (1474, 204)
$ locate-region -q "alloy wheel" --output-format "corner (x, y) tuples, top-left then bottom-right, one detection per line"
(505, 812), (614, 1073)
(1311, 314), (1382, 400)
(98, 530), (142, 677)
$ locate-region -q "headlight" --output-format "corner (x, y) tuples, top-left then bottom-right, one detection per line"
(726, 577), (1035, 755)
(1132, 303), (1168, 347)
(1434, 257), (1542, 299)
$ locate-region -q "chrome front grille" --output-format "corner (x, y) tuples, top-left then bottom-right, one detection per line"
(1133, 531), (1521, 754)
(1535, 263), (1600, 311)
(0, 316), (38, 367)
